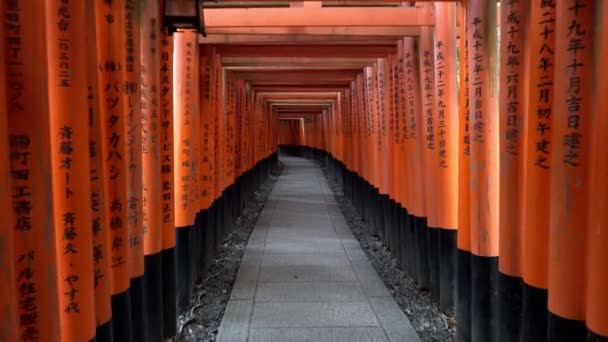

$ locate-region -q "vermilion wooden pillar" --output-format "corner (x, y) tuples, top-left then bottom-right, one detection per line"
(86, 3), (113, 338)
(433, 1), (459, 313)
(46, 1), (97, 341)
(456, 2), (472, 340)
(173, 30), (199, 315)
(520, 2), (555, 340)
(466, 1), (499, 341)
(0, 0), (18, 338)
(586, 3), (608, 340)
(122, 0), (145, 338)
(404, 37), (430, 288)
(94, 1), (132, 340)
(7, 2), (62, 341)
(497, 1), (529, 340)
(419, 20), (440, 299)
(159, 31), (177, 339)
(140, 1), (163, 339)
(548, 1), (595, 340)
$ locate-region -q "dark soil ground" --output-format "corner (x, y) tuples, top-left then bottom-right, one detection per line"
(322, 167), (456, 342)
(176, 161), (284, 342)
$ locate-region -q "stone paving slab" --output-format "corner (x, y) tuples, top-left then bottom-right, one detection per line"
(249, 327), (389, 342)
(217, 156), (420, 342)
(251, 302), (379, 328)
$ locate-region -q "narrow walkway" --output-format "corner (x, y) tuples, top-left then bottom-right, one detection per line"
(217, 156), (420, 342)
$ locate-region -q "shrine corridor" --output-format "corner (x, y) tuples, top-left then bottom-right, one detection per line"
(216, 156), (419, 342)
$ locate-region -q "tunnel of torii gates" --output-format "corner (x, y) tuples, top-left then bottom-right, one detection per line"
(0, 0), (607, 342)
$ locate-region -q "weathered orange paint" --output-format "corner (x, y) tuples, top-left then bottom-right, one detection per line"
(548, 0), (595, 322)
(466, 0), (499, 257)
(46, 1), (97, 340)
(498, 0), (529, 277)
(160, 32), (176, 249)
(95, 0), (130, 295)
(586, 1), (608, 335)
(7, 2), (62, 340)
(0, 0), (18, 338)
(141, 0), (163, 256)
(433, 2), (459, 231)
(457, 0), (471, 253)
(85, 1), (113, 327)
(173, 31), (199, 228)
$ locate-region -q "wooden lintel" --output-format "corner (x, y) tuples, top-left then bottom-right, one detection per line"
(204, 6), (433, 28)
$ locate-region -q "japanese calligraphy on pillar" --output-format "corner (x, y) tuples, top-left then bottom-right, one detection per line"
(0, 0), (18, 337)
(160, 32), (175, 248)
(531, 1), (555, 169)
(95, 0), (129, 290)
(435, 39), (448, 167)
(502, 0), (525, 157)
(86, 27), (113, 326)
(561, 0), (588, 168)
(123, 0), (143, 276)
(7, 2), (61, 341)
(405, 49), (418, 140)
(470, 17), (485, 144)
(422, 39), (435, 151)
(141, 1), (162, 256)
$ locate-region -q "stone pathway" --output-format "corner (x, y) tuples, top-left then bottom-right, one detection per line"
(216, 156), (420, 342)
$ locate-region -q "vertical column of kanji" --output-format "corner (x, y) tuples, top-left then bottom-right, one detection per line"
(586, 3), (608, 340)
(467, 1), (499, 340)
(159, 31), (177, 339)
(364, 66), (378, 233)
(548, 1), (594, 340)
(140, 0), (162, 339)
(121, 1), (144, 338)
(188, 39), (200, 292)
(379, 57), (392, 252)
(385, 56), (397, 257)
(456, 2), (472, 340)
(199, 46), (212, 253)
(225, 75), (236, 234)
(0, 0), (18, 338)
(497, 1), (529, 340)
(396, 40), (411, 270)
(216, 57), (227, 242)
(419, 21), (440, 299)
(7, 2), (62, 341)
(86, 2), (113, 339)
(173, 30), (196, 315)
(520, 2), (554, 340)
(404, 37), (430, 289)
(433, 2), (459, 313)
(46, 1), (97, 341)
(388, 54), (400, 263)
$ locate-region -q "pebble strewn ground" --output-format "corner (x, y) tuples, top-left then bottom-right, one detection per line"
(322, 167), (456, 342)
(177, 161), (283, 342)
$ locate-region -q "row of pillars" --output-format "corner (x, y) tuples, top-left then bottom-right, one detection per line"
(0, 1), (279, 342)
(277, 1), (607, 341)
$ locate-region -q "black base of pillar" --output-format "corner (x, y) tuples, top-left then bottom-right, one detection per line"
(497, 272), (523, 342)
(470, 254), (498, 342)
(457, 249), (471, 342)
(161, 246), (177, 338)
(521, 282), (548, 342)
(175, 225), (192, 314)
(111, 288), (133, 342)
(130, 276), (146, 342)
(547, 312), (586, 342)
(143, 253), (163, 341)
(438, 228), (456, 312)
(95, 319), (113, 342)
